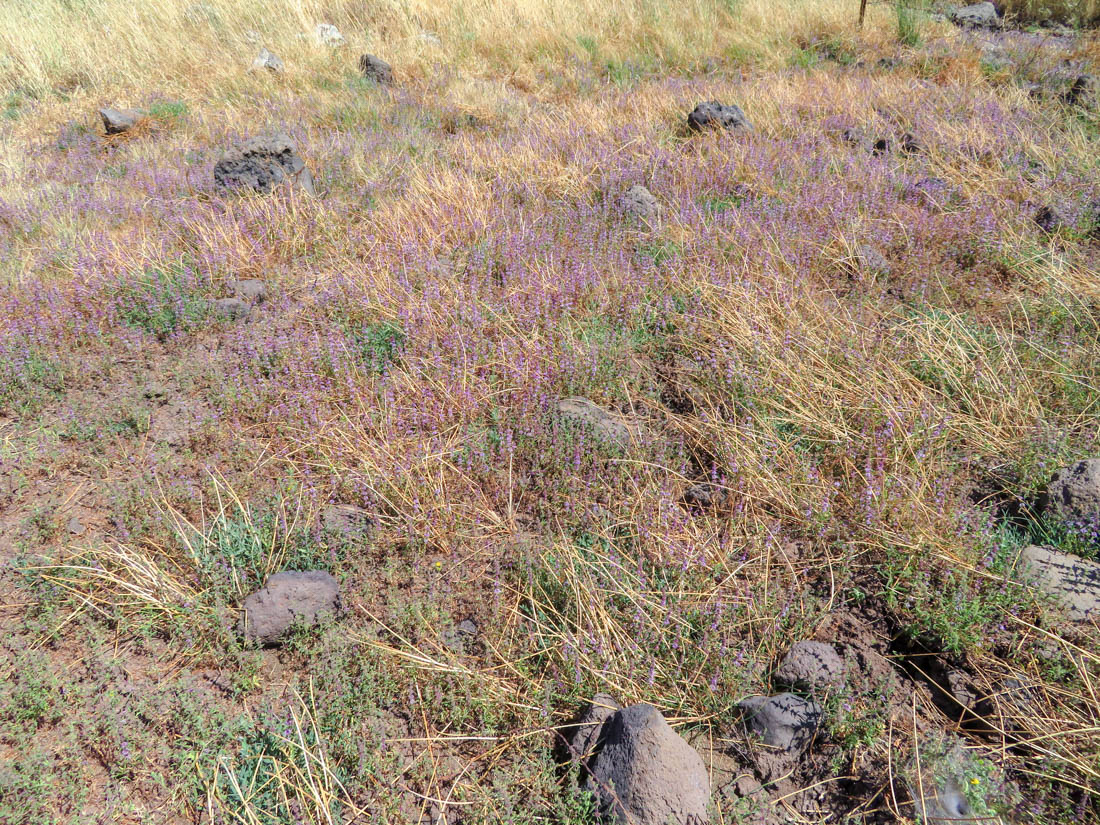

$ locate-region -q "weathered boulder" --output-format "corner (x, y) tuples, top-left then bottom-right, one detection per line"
(1047, 459), (1100, 520)
(622, 184), (660, 222)
(585, 703), (711, 825)
(687, 101), (752, 133)
(951, 2), (1000, 29)
(240, 570), (341, 644)
(251, 47), (284, 74)
(233, 279), (268, 304)
(314, 23), (345, 48)
(738, 693), (821, 753)
(213, 133), (316, 196)
(99, 107), (143, 135)
(359, 54), (393, 85)
(1017, 545), (1100, 622)
(774, 641), (845, 690)
(556, 397), (643, 447)
(214, 297), (251, 320)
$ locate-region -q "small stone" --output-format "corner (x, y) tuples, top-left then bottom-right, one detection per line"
(950, 2), (1000, 30)
(251, 48), (284, 74)
(1017, 545), (1100, 622)
(214, 297), (250, 320)
(67, 516), (86, 536)
(213, 133), (316, 196)
(1063, 74), (1095, 106)
(456, 618), (478, 637)
(240, 570), (341, 645)
(99, 107), (143, 135)
(683, 483), (727, 509)
(585, 703), (711, 825)
(556, 397), (642, 447)
(233, 279), (267, 304)
(774, 641), (845, 690)
(359, 54), (393, 85)
(1047, 459), (1100, 519)
(320, 503), (374, 537)
(855, 244), (892, 276)
(314, 23), (345, 48)
(738, 693), (821, 753)
(687, 101), (752, 133)
(622, 184), (660, 222)
(1034, 205), (1064, 234)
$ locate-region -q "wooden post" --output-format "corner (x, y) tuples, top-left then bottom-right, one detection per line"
(859, 0), (868, 28)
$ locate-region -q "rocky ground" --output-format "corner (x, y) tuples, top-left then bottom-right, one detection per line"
(1, 2), (1099, 824)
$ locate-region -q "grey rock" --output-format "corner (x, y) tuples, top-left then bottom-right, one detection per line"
(240, 570), (341, 644)
(570, 693), (620, 762)
(585, 703), (711, 825)
(359, 54), (393, 85)
(67, 516), (86, 536)
(1047, 459), (1100, 520)
(99, 107), (143, 135)
(213, 133), (316, 196)
(320, 503), (374, 538)
(314, 23), (345, 48)
(214, 297), (250, 320)
(774, 641), (845, 690)
(1017, 545), (1100, 622)
(251, 48), (285, 74)
(233, 279), (268, 304)
(951, 2), (1000, 29)
(556, 397), (642, 447)
(687, 101), (752, 133)
(442, 618), (479, 653)
(738, 693), (821, 753)
(622, 184), (660, 222)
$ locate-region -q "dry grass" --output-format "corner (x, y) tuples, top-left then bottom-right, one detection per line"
(0, 0), (887, 99)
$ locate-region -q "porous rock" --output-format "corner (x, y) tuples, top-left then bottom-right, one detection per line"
(556, 397), (642, 447)
(738, 693), (821, 753)
(1017, 545), (1100, 622)
(99, 107), (143, 135)
(240, 570), (341, 644)
(568, 693), (620, 762)
(622, 184), (660, 222)
(585, 703), (711, 825)
(213, 133), (316, 196)
(251, 48), (284, 74)
(359, 54), (393, 85)
(950, 2), (1000, 29)
(774, 641), (845, 690)
(687, 101), (752, 133)
(1046, 459), (1100, 520)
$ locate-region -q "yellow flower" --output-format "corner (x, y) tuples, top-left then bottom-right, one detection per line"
(970, 777), (980, 785)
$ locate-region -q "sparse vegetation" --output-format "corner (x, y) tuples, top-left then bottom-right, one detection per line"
(1, 0), (1098, 823)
